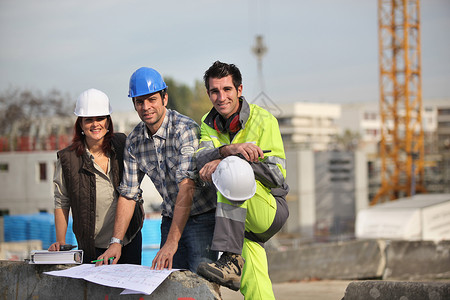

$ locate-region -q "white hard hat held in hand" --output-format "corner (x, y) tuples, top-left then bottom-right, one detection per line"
(74, 88), (113, 117)
(212, 156), (257, 201)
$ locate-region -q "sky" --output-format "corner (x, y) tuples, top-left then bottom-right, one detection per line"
(0, 0), (449, 112)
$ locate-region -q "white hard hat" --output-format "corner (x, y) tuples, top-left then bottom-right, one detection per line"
(212, 156), (257, 201)
(74, 88), (113, 117)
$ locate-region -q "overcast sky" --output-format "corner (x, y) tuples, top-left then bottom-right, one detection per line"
(0, 0), (449, 112)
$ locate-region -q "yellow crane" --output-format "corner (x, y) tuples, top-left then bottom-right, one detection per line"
(371, 0), (426, 205)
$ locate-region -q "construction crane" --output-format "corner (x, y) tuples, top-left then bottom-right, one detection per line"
(371, 0), (426, 205)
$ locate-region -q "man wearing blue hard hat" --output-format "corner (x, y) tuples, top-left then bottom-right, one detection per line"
(96, 67), (218, 272)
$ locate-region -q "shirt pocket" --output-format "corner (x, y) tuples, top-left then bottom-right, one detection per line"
(137, 157), (157, 175)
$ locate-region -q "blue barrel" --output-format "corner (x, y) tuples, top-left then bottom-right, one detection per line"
(3, 213), (77, 250)
(28, 213), (54, 249)
(3, 215), (28, 241)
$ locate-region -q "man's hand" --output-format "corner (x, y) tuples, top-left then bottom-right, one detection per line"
(199, 159), (221, 182)
(95, 243), (122, 266)
(150, 178), (193, 270)
(220, 143), (264, 162)
(151, 239), (178, 270)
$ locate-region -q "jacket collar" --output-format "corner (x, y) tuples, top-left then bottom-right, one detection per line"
(204, 96), (250, 130)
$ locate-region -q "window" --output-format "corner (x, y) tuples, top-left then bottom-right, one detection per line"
(277, 117), (291, 126)
(364, 112), (377, 120)
(438, 108), (450, 115)
(39, 162), (47, 181)
(0, 163), (8, 172)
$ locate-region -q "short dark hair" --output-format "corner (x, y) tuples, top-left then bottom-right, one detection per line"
(132, 88), (167, 107)
(203, 61), (242, 92)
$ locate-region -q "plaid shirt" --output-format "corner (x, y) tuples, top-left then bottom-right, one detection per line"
(118, 109), (216, 217)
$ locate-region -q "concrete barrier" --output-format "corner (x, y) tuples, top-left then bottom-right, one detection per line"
(342, 281), (450, 300)
(2, 239), (449, 299)
(267, 239), (450, 283)
(0, 261), (222, 300)
(267, 239), (386, 283)
(383, 240), (450, 280)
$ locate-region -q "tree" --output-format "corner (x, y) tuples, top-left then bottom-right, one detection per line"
(332, 129), (361, 151)
(164, 78), (211, 124)
(0, 87), (73, 136)
(0, 77), (213, 137)
(190, 80), (213, 123)
(164, 77), (193, 114)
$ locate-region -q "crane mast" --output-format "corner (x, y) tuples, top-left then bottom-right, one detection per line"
(372, 0), (425, 205)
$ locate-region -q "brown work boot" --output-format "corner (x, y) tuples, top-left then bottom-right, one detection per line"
(197, 252), (244, 291)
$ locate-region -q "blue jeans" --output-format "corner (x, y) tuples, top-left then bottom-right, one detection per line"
(161, 210), (218, 273)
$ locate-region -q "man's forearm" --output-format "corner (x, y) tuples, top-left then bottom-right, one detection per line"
(112, 196), (136, 239)
(197, 147), (221, 170)
(166, 178), (194, 244)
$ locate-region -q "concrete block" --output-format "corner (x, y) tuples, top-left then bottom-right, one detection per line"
(384, 240), (450, 280)
(267, 239), (385, 283)
(342, 281), (450, 300)
(0, 261), (222, 299)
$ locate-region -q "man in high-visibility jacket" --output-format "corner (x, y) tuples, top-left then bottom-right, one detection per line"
(196, 61), (289, 299)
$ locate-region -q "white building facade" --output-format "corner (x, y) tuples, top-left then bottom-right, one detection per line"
(277, 102), (341, 151)
(0, 152), (56, 215)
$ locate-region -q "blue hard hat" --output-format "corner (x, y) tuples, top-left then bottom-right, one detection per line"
(128, 67), (168, 98)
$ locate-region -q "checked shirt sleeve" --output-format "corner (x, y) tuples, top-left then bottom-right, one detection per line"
(174, 122), (200, 184)
(117, 136), (145, 202)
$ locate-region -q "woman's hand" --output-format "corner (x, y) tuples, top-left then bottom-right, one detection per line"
(48, 242), (64, 251)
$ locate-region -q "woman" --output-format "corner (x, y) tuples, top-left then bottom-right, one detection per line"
(49, 88), (143, 264)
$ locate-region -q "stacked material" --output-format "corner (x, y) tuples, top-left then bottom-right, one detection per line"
(3, 213), (162, 266)
(3, 213), (76, 249)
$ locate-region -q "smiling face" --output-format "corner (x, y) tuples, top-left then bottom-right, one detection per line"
(207, 75), (242, 119)
(133, 91), (167, 135)
(80, 116), (110, 144)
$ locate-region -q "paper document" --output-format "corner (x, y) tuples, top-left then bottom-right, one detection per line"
(44, 264), (179, 295)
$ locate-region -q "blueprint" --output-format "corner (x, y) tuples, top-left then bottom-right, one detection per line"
(44, 264), (180, 295)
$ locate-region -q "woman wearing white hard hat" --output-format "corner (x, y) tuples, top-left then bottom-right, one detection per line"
(49, 88), (144, 264)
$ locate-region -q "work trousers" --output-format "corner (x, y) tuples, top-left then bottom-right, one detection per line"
(212, 182), (288, 300)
